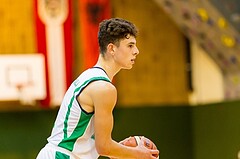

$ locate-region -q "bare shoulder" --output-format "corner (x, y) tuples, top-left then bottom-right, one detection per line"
(90, 80), (116, 95)
(78, 80), (116, 113)
(89, 80), (117, 110)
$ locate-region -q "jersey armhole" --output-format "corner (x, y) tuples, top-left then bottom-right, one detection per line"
(75, 78), (111, 115)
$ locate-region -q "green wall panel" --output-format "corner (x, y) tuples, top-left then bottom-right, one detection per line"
(1, 101), (240, 159)
(192, 101), (240, 159)
(0, 106), (192, 159)
(0, 110), (57, 159)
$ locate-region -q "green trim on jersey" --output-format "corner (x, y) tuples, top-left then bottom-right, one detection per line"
(58, 77), (110, 151)
(55, 151), (70, 159)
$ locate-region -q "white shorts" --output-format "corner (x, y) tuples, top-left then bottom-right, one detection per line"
(36, 143), (80, 159)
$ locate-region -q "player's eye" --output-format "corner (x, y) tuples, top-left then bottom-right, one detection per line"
(129, 44), (133, 48)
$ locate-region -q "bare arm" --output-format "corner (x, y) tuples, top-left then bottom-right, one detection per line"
(90, 81), (159, 159)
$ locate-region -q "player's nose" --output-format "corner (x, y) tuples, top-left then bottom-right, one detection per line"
(133, 46), (139, 55)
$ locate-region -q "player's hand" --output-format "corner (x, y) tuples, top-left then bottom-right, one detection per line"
(136, 137), (159, 159)
(119, 136), (136, 146)
(119, 136), (131, 145)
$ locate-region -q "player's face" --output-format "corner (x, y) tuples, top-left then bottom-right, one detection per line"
(113, 35), (139, 69)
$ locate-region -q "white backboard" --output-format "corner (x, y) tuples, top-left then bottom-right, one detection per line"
(0, 54), (46, 102)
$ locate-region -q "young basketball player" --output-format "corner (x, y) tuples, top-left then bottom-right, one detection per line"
(36, 18), (159, 159)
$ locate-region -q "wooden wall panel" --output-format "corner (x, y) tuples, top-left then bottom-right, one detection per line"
(0, 0), (189, 108)
(0, 0), (36, 54)
(112, 0), (189, 106)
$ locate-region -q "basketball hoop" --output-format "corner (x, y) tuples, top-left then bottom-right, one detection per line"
(15, 82), (36, 106)
(0, 54), (46, 104)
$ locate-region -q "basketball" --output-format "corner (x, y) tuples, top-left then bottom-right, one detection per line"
(120, 136), (159, 158)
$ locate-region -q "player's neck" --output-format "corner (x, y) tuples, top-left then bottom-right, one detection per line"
(95, 55), (120, 81)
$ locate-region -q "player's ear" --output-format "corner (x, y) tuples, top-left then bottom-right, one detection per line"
(107, 43), (115, 55)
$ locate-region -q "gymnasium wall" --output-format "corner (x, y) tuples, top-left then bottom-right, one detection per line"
(0, 105), (192, 159)
(0, 0), (190, 108)
(112, 0), (190, 106)
(0, 0), (36, 54)
(191, 101), (240, 159)
(1, 101), (240, 159)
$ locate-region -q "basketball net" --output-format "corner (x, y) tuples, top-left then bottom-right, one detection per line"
(16, 83), (36, 106)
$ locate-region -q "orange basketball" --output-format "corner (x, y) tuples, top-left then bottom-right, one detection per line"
(120, 136), (159, 158)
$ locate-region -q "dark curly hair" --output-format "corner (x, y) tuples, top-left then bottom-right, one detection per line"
(98, 18), (138, 55)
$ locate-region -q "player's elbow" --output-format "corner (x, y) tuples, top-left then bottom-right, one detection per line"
(95, 142), (111, 156)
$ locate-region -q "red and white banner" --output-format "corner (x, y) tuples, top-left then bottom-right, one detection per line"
(34, 0), (73, 107)
(79, 0), (111, 69)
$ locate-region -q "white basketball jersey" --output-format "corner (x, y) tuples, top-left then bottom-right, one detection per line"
(47, 67), (111, 158)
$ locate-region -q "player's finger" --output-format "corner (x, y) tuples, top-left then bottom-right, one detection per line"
(139, 136), (145, 145)
(119, 136), (131, 144)
(150, 149), (159, 158)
